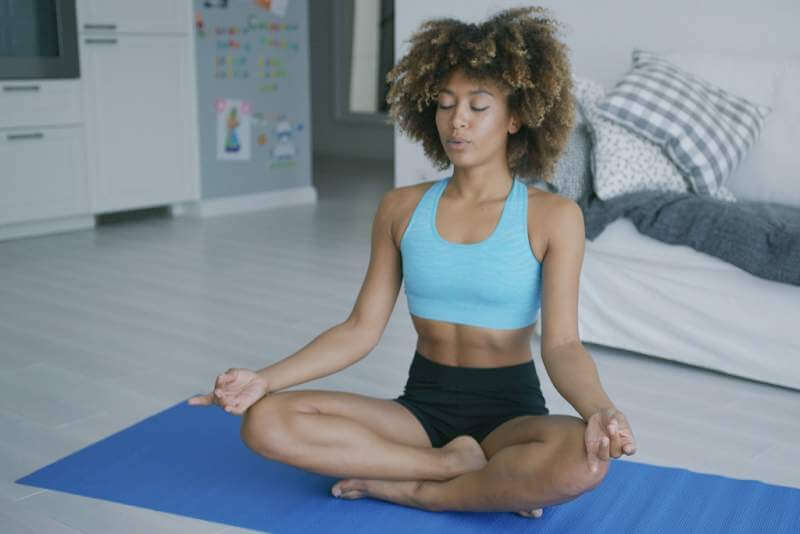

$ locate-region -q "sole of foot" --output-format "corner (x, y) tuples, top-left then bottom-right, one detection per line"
(441, 435), (488, 477)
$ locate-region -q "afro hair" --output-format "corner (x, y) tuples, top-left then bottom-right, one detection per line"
(385, 6), (576, 183)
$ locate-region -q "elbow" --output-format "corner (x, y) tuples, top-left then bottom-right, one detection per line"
(541, 339), (584, 362)
(343, 318), (380, 352)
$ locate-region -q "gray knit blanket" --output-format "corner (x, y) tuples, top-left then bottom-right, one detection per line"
(577, 191), (800, 287)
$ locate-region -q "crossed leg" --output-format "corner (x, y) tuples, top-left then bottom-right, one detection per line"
(334, 414), (610, 514)
(240, 389), (610, 515)
(240, 389), (486, 481)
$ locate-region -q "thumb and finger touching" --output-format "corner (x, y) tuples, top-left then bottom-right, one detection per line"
(187, 393), (213, 405)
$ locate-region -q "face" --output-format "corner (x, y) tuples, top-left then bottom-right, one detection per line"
(435, 69), (520, 167)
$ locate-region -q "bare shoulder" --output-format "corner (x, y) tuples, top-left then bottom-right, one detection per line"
(384, 180), (439, 248)
(525, 185), (584, 256)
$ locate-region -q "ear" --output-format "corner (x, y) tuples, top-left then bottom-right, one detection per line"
(508, 115), (522, 135)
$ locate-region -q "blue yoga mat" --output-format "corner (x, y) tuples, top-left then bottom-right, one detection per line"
(16, 397), (800, 533)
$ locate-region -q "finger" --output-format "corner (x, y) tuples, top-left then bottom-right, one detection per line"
(622, 439), (637, 455)
(617, 428), (637, 455)
(216, 373), (231, 388)
(589, 438), (605, 472)
(586, 438), (602, 473)
(224, 369), (238, 382)
(586, 449), (598, 473)
(598, 435), (611, 462)
(187, 393), (212, 405)
(607, 421), (623, 458)
(586, 438), (601, 472)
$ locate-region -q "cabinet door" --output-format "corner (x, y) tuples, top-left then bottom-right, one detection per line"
(78, 0), (189, 34)
(81, 34), (197, 213)
(0, 126), (89, 224)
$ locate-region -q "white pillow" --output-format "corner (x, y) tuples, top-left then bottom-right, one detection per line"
(574, 77), (737, 201)
(658, 51), (800, 208)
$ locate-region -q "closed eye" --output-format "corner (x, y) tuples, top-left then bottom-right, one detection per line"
(438, 105), (489, 112)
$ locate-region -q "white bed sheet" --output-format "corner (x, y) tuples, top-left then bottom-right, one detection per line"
(537, 218), (800, 391)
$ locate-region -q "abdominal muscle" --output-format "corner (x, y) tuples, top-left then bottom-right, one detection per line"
(410, 314), (536, 368)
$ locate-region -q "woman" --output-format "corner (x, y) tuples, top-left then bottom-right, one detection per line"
(189, 6), (636, 518)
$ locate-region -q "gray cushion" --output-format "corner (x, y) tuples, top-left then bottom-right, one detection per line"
(526, 100), (593, 203)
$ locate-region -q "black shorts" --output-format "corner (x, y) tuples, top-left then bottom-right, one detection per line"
(392, 349), (549, 448)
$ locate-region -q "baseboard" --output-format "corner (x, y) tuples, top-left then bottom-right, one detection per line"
(172, 185), (318, 218)
(0, 214), (95, 242)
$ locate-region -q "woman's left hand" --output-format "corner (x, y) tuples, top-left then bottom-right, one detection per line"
(585, 407), (637, 473)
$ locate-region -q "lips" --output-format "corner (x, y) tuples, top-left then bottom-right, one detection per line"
(447, 138), (469, 149)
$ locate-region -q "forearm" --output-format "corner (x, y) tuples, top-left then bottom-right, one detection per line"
(542, 341), (616, 422)
(256, 320), (375, 393)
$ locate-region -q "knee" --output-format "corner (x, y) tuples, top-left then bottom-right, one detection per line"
(568, 453), (610, 496)
(559, 418), (611, 496)
(240, 397), (291, 459)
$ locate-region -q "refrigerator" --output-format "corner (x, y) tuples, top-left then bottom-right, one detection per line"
(193, 0), (311, 200)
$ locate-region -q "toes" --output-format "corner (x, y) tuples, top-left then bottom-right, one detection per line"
(340, 490), (366, 499)
(516, 508), (543, 518)
(332, 479), (367, 499)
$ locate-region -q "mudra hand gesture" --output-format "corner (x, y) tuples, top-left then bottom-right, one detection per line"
(585, 407), (637, 472)
(188, 368), (270, 415)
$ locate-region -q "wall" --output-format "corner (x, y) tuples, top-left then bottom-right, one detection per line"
(394, 0), (800, 187)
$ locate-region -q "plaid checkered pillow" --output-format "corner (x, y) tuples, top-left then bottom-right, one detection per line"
(595, 49), (772, 197)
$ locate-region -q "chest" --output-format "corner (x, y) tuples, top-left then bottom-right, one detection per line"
(393, 186), (547, 264)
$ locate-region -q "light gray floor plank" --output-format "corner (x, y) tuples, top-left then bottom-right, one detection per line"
(1, 154), (798, 533)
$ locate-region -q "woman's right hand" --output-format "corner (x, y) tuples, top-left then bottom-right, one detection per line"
(188, 368), (270, 415)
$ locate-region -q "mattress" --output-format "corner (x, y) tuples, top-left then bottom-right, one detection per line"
(537, 218), (800, 391)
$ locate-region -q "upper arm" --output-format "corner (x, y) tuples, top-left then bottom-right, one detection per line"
(345, 189), (404, 347)
(539, 198), (585, 359)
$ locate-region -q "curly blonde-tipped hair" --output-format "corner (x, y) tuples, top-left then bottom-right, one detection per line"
(385, 6), (575, 183)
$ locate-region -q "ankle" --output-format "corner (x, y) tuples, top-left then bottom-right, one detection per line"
(440, 447), (464, 480)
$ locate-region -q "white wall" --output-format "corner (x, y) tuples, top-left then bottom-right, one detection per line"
(394, 0), (800, 187)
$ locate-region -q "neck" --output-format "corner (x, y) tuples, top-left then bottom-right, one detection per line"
(449, 165), (514, 203)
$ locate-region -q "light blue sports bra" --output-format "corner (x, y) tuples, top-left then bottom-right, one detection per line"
(400, 176), (542, 330)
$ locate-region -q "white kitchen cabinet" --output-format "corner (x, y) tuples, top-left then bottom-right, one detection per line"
(0, 80), (82, 129)
(0, 125), (89, 225)
(77, 0), (189, 34)
(80, 32), (198, 213)
(1, 1), (200, 240)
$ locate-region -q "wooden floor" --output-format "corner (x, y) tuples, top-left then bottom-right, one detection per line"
(1, 154), (798, 532)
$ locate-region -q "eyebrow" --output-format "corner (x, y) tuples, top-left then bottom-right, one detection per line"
(439, 88), (495, 98)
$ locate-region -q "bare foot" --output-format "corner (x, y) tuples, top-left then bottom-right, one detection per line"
(440, 435), (488, 478)
(516, 508), (544, 518)
(331, 478), (423, 509)
(330, 435), (486, 509)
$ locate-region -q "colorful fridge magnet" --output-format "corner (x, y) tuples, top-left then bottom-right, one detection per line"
(216, 98), (251, 161)
(195, 13), (205, 36)
(258, 0), (289, 18)
(268, 116), (297, 166)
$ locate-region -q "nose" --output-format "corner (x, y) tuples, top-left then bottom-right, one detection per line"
(450, 103), (469, 130)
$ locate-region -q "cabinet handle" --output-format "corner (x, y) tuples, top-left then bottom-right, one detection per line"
(83, 23), (117, 30)
(84, 38), (118, 45)
(2, 85), (41, 92)
(7, 132), (45, 141)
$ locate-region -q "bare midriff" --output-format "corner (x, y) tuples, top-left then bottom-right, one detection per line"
(411, 315), (537, 367)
